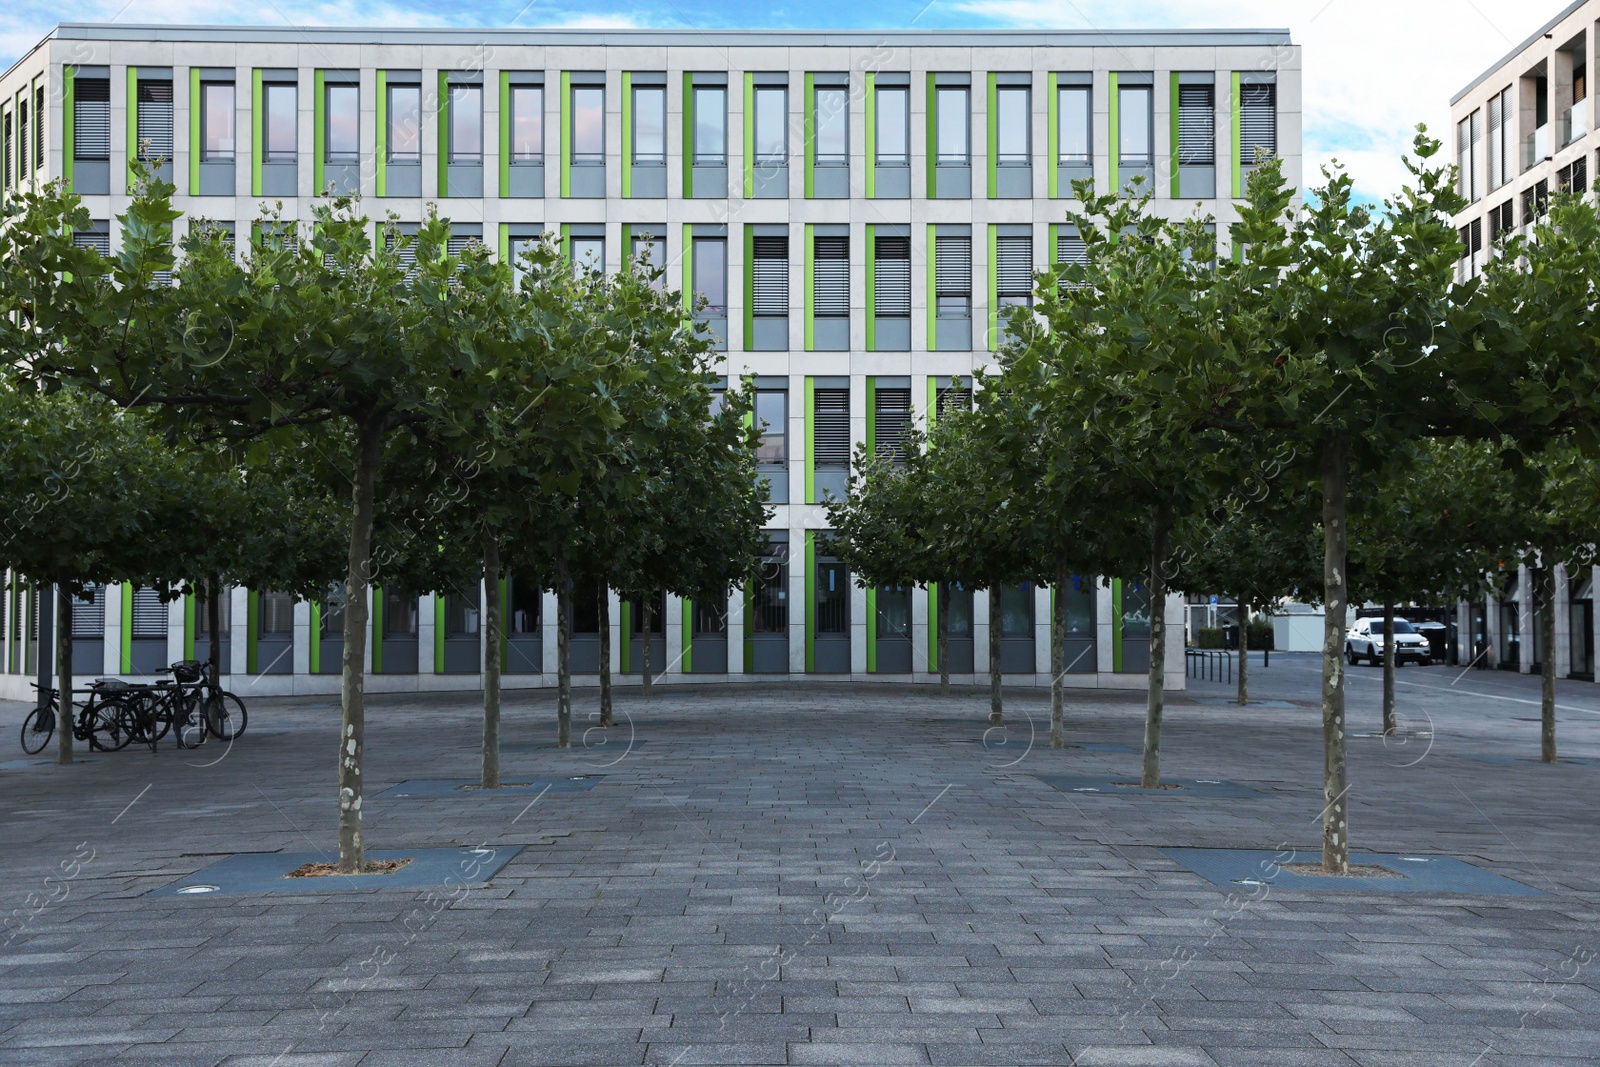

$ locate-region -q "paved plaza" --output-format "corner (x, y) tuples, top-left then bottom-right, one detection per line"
(2, 654), (1599, 1066)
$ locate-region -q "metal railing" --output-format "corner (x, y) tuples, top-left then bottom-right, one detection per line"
(1522, 124), (1551, 171)
(1185, 647), (1233, 684)
(1562, 100), (1588, 146)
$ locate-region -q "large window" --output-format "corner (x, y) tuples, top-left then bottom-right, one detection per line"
(633, 84), (665, 165)
(446, 586), (481, 637)
(510, 85), (543, 162)
(1177, 84), (1215, 165)
(692, 236), (726, 315)
(1240, 82), (1277, 166)
(449, 84), (483, 163)
(1000, 584), (1033, 637)
(755, 389), (787, 467)
(1118, 83), (1152, 165)
(936, 86), (969, 164)
(995, 85), (1030, 165)
(259, 592), (294, 635)
(812, 387), (849, 477)
(753, 542), (789, 635)
(325, 83), (359, 163)
(571, 233), (604, 274)
(812, 234), (849, 318)
(384, 591), (418, 636)
(751, 235), (788, 318)
(388, 83), (421, 161)
(1458, 110), (1481, 204)
(201, 82), (235, 161)
(815, 86), (848, 165)
(816, 557), (848, 635)
(694, 85), (727, 165)
(873, 385), (912, 464)
(1487, 86), (1511, 190)
(873, 233), (911, 319)
(876, 84), (909, 165)
(935, 233), (971, 319)
(996, 233), (1034, 312)
(263, 82), (296, 162)
(753, 86), (787, 164)
(1058, 84), (1090, 163)
(571, 85), (604, 164)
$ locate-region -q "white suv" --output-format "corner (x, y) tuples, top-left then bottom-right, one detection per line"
(1345, 617), (1432, 667)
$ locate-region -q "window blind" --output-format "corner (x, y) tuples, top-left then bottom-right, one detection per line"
(71, 586), (104, 638)
(873, 387), (912, 464)
(136, 80), (174, 161)
(934, 235), (971, 298)
(73, 78), (111, 160)
(131, 587), (167, 638)
(813, 235), (849, 317)
(813, 387), (850, 467)
(1239, 83), (1276, 166)
(1177, 85), (1214, 165)
(873, 234), (910, 317)
(995, 234), (1033, 298)
(935, 386), (972, 418)
(72, 227), (111, 256)
(752, 235), (789, 317)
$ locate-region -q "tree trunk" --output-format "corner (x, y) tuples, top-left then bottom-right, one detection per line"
(555, 553), (572, 748)
(1140, 510), (1170, 788)
(597, 580), (612, 728)
(988, 585), (1003, 726)
(481, 529), (501, 789)
(937, 583), (950, 697)
(1050, 557), (1067, 748)
(337, 417), (383, 874)
(55, 576), (72, 766)
(1319, 433), (1351, 875)
(641, 597), (654, 697)
(1382, 599), (1397, 737)
(206, 574), (222, 686)
(1236, 595), (1250, 706)
(1537, 562), (1557, 763)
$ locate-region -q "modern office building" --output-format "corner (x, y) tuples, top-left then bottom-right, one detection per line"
(0, 23), (1300, 697)
(1449, 1), (1599, 680)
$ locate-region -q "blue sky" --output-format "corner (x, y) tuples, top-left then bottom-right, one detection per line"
(3, 0), (1547, 204)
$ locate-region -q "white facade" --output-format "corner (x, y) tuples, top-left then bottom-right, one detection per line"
(0, 24), (1301, 698)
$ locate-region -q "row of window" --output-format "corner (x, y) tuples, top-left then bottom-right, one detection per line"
(2, 66), (1279, 200)
(1457, 63), (1588, 203)
(1457, 151), (1591, 276)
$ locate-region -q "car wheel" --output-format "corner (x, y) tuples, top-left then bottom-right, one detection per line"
(1346, 646), (1358, 666)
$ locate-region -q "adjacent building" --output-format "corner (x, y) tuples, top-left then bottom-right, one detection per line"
(0, 23), (1301, 696)
(1450, 2), (1598, 680)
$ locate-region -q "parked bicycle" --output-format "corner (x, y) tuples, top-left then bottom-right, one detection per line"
(18, 681), (134, 755)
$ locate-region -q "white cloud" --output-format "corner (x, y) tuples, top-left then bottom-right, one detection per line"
(951, 0), (1545, 202)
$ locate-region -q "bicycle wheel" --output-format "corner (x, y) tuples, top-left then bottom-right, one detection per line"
(148, 694), (174, 743)
(19, 706), (54, 755)
(113, 695), (155, 748)
(88, 700), (134, 753)
(206, 691), (248, 741)
(174, 694), (208, 749)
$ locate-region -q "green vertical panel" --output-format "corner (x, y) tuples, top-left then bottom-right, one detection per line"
(804, 377), (816, 503)
(864, 72), (876, 199)
(620, 71), (632, 198)
(372, 587), (384, 673)
(681, 598), (693, 674)
(682, 71), (694, 197)
(865, 376), (877, 457)
(375, 70), (387, 196)
(1046, 72), (1058, 199)
(1048, 222), (1058, 268)
(309, 602), (321, 674)
(742, 72), (754, 198)
(120, 583), (133, 673)
(925, 73), (937, 199)
(251, 69), (263, 196)
(63, 67), (76, 192)
(926, 375), (937, 428)
(866, 587), (878, 673)
(560, 71), (571, 197)
(498, 222), (509, 264)
(437, 71), (449, 196)
(986, 73), (998, 200)
(313, 70), (326, 195)
(743, 224), (754, 349)
(433, 596), (445, 673)
(926, 224), (937, 351)
(803, 223), (815, 349)
(126, 67), (138, 188)
(1108, 72), (1120, 196)
(986, 224), (998, 352)
(1169, 73), (1181, 198)
(560, 221), (571, 262)
(927, 583), (938, 672)
(1112, 578), (1124, 672)
(189, 67), (201, 194)
(803, 73), (815, 198)
(620, 600), (631, 674)
(681, 223), (694, 314)
(805, 531), (816, 673)
(246, 590), (259, 674)
(183, 593), (195, 661)
(743, 583), (753, 673)
(1231, 71), (1243, 198)
(499, 71), (511, 199)
(864, 223), (876, 351)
